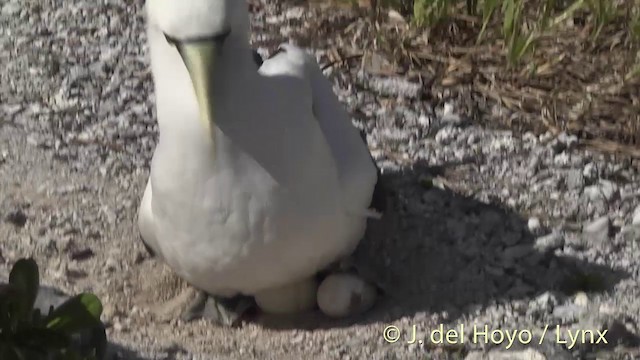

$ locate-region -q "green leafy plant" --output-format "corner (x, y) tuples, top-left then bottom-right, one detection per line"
(628, 1), (640, 40)
(0, 258), (106, 360)
(477, 0), (501, 43)
(584, 0), (616, 39)
(413, 0), (452, 27)
(502, 0), (536, 66)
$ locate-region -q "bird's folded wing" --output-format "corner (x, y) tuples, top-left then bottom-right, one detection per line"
(259, 44), (379, 218)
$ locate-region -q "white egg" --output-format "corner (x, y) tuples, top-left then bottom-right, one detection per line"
(254, 277), (318, 314)
(317, 273), (377, 318)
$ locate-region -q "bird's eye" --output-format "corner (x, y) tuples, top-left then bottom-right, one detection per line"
(163, 33), (178, 47)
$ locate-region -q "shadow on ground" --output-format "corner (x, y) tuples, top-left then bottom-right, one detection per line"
(254, 161), (630, 330)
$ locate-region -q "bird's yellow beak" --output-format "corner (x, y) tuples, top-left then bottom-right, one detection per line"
(175, 39), (225, 133)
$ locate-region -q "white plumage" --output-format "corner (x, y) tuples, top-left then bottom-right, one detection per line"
(138, 0), (378, 309)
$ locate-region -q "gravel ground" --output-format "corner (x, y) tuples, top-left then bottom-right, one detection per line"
(2, 0), (640, 359)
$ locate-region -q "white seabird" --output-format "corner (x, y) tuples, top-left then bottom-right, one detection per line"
(138, 0), (385, 325)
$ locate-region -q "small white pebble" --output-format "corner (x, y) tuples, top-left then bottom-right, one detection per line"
(527, 217), (541, 233)
(418, 115), (431, 127)
(317, 273), (377, 318)
(574, 292), (589, 307)
(632, 205), (640, 225)
(113, 321), (124, 332)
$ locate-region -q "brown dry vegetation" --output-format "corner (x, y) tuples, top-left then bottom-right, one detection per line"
(282, 0), (640, 158)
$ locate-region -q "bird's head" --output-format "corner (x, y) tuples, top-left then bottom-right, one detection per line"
(145, 0), (250, 131)
(146, 0), (245, 42)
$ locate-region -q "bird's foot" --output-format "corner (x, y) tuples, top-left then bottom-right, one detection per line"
(143, 270), (255, 327)
(180, 290), (256, 327)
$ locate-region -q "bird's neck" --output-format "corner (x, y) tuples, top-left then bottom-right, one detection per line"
(194, 36), (257, 150)
(152, 31), (258, 163)
(208, 34), (257, 102)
